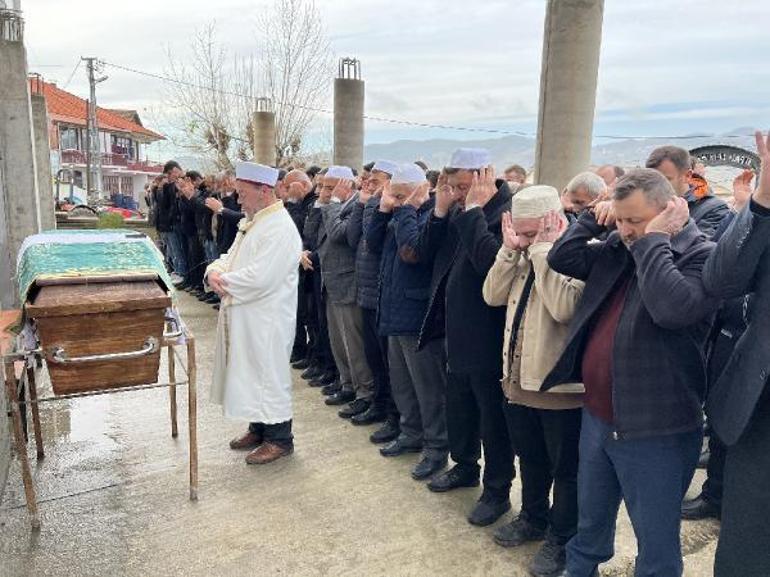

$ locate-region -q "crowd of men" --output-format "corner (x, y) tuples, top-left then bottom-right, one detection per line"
(150, 131), (770, 577)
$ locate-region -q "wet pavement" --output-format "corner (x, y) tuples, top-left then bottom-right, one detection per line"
(0, 292), (719, 577)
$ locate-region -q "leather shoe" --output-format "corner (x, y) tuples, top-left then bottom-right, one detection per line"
(338, 398), (370, 419)
(229, 431), (262, 450)
(530, 539), (566, 577)
(322, 381), (342, 396)
(370, 420), (400, 444)
(467, 498), (511, 527)
(245, 442), (293, 465)
(325, 388), (356, 406)
(350, 405), (387, 426)
(494, 514), (546, 547)
(292, 358), (311, 370)
(312, 373), (337, 388)
(427, 465), (479, 493)
(212, 304), (220, 310)
(380, 438), (422, 457)
(301, 366), (323, 380)
(681, 494), (721, 520)
(411, 455), (447, 480)
(205, 293), (220, 304)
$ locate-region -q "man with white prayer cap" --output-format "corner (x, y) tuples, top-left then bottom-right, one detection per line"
(206, 161), (303, 465)
(315, 166), (377, 418)
(416, 147), (516, 527)
(483, 185), (585, 577)
(366, 162), (450, 479)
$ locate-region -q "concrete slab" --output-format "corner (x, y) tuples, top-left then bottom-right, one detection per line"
(0, 293), (719, 576)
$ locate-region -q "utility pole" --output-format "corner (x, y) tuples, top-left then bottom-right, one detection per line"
(82, 56), (107, 203)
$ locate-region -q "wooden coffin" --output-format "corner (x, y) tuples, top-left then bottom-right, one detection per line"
(25, 280), (172, 395)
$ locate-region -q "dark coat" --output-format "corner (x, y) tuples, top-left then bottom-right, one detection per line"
(367, 198), (435, 336)
(351, 197), (384, 310)
(216, 193), (242, 254)
(178, 194), (198, 237)
(685, 187), (730, 239)
(703, 201), (770, 446)
(417, 182), (512, 375)
(155, 182), (178, 233)
(542, 211), (720, 439)
(193, 186), (214, 243)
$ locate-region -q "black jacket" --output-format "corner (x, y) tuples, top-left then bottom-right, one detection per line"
(685, 187), (730, 239)
(543, 211), (720, 439)
(155, 182), (178, 233)
(417, 182), (512, 375)
(351, 197), (384, 310)
(286, 191), (318, 292)
(216, 193), (242, 253)
(703, 201), (770, 445)
(178, 194), (198, 237)
(193, 186), (214, 242)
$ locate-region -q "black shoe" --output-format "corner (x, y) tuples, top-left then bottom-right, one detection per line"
(197, 292), (211, 301)
(212, 304), (220, 310)
(290, 351), (306, 364)
(468, 498), (511, 527)
(325, 388), (355, 406)
(380, 438), (422, 457)
(314, 372), (337, 386)
(411, 456), (448, 480)
(370, 420), (400, 444)
(427, 465), (480, 493)
(321, 382), (341, 396)
(173, 280), (187, 289)
(301, 366), (323, 381)
(338, 399), (370, 419)
(494, 514), (546, 547)
(554, 570), (598, 577)
(530, 539), (566, 577)
(681, 494), (721, 520)
(350, 405), (387, 426)
(292, 358), (311, 370)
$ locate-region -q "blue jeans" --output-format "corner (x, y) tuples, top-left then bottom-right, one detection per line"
(162, 230), (188, 277)
(203, 238), (220, 263)
(566, 409), (702, 577)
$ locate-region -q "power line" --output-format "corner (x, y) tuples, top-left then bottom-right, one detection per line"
(62, 59), (81, 90)
(100, 59), (761, 142)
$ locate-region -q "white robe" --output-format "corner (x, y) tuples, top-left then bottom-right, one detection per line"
(205, 201), (302, 424)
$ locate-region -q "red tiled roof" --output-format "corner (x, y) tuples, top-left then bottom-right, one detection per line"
(29, 78), (164, 142)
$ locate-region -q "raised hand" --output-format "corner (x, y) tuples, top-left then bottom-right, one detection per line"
(332, 179), (354, 203)
(645, 196), (690, 236)
(502, 211), (524, 251)
(465, 165), (498, 209)
(406, 181), (431, 209)
(205, 197), (223, 213)
(379, 180), (401, 213)
(732, 169), (755, 212)
(535, 210), (566, 244)
(359, 178), (376, 204)
(434, 174), (458, 218)
(592, 200), (616, 228)
(753, 130), (770, 208)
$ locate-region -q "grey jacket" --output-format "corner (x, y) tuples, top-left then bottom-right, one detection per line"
(318, 195), (359, 305)
(703, 201), (770, 445)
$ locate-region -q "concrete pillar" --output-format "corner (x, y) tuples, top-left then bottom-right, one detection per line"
(333, 58), (364, 170)
(534, 0), (604, 190)
(0, 8), (42, 298)
(31, 92), (56, 230)
(252, 97), (276, 166)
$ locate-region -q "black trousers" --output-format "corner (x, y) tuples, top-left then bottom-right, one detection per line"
(361, 307), (398, 418)
(249, 420), (293, 449)
(185, 234), (205, 289)
(292, 282), (312, 359)
(701, 427), (726, 506)
(715, 389), (770, 577)
(446, 370), (515, 502)
(504, 403), (581, 544)
(311, 271), (336, 375)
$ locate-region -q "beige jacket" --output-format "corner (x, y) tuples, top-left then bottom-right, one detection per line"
(483, 242), (585, 408)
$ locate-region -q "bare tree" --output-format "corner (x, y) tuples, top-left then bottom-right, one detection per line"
(162, 1), (333, 169)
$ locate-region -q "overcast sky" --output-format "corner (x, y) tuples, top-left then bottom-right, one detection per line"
(22, 0), (770, 157)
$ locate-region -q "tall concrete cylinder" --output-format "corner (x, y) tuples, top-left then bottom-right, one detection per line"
(333, 59), (364, 170)
(534, 0), (604, 190)
(0, 9), (40, 307)
(31, 93), (56, 231)
(252, 110), (276, 166)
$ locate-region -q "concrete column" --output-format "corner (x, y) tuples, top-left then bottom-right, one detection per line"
(31, 92), (56, 231)
(333, 58), (364, 170)
(252, 97), (276, 166)
(0, 8), (42, 296)
(534, 0), (604, 190)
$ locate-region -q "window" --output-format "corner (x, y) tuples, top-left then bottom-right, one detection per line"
(110, 135), (135, 159)
(59, 125), (80, 151)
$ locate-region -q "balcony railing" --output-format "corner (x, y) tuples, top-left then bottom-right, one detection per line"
(59, 149), (163, 173)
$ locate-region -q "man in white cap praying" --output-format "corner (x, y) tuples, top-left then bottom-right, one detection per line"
(205, 161), (303, 465)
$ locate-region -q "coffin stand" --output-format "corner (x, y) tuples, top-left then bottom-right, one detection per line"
(2, 277), (198, 531)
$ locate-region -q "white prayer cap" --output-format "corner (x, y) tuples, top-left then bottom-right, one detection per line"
(372, 160), (399, 176)
(235, 161), (279, 187)
(325, 165), (355, 180)
(511, 185), (562, 219)
(448, 148), (491, 170)
(392, 163), (427, 185)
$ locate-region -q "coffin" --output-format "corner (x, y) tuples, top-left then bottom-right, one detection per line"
(25, 279), (172, 395)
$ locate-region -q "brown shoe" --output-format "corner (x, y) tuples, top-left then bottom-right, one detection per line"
(245, 442), (294, 465)
(229, 431), (262, 450)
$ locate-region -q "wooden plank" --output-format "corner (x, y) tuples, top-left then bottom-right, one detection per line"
(27, 282), (170, 318)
